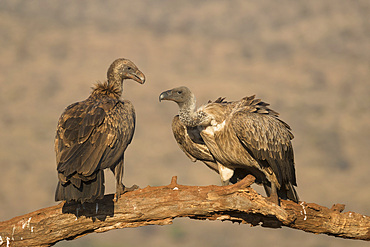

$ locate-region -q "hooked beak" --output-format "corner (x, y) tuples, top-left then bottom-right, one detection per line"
(128, 69), (146, 84)
(159, 90), (172, 102)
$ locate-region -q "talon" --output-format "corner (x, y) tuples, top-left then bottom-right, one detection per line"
(115, 184), (139, 201)
(266, 193), (280, 205)
(115, 184), (125, 202)
(124, 184), (139, 192)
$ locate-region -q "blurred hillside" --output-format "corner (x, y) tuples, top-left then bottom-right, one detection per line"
(0, 0), (369, 246)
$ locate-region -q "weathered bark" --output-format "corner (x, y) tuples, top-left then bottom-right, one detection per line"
(0, 175), (369, 246)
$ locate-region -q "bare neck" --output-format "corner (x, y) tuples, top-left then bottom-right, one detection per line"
(178, 94), (209, 127)
(107, 68), (125, 96)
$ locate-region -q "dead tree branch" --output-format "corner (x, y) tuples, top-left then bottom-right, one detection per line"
(0, 175), (369, 246)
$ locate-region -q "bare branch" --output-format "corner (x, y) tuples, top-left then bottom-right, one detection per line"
(0, 175), (369, 246)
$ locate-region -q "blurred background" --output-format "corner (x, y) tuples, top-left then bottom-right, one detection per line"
(0, 0), (369, 246)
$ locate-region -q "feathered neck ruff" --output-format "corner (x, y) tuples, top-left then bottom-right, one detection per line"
(91, 81), (122, 99)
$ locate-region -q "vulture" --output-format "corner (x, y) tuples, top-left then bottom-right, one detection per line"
(159, 86), (298, 204)
(55, 58), (145, 203)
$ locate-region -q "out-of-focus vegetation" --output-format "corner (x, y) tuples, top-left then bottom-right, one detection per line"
(0, 1), (369, 246)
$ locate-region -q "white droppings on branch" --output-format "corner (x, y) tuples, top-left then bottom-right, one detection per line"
(21, 217), (32, 230)
(11, 226), (15, 240)
(300, 202), (307, 221)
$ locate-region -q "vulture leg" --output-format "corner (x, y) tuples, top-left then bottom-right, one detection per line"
(217, 162), (234, 186)
(111, 158), (138, 202)
(263, 183), (272, 197)
(268, 182), (280, 205)
(230, 168), (250, 184)
(111, 159), (125, 201)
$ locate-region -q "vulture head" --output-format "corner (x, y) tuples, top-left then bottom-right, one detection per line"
(107, 58), (146, 85)
(160, 86), (210, 127)
(159, 86), (195, 108)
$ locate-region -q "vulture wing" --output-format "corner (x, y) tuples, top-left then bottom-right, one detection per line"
(230, 110), (296, 188)
(172, 112), (252, 181)
(55, 96), (135, 187)
(172, 115), (214, 162)
(172, 116), (220, 173)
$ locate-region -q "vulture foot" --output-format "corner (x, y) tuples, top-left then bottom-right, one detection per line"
(266, 192), (280, 206)
(115, 184), (139, 201)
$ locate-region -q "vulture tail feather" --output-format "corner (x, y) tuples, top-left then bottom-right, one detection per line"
(55, 170), (105, 203)
(286, 182), (299, 203)
(277, 182), (299, 203)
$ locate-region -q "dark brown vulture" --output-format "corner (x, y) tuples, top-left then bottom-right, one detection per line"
(159, 86), (298, 204)
(55, 58), (145, 203)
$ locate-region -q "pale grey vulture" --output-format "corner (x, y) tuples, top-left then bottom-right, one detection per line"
(159, 86), (298, 204)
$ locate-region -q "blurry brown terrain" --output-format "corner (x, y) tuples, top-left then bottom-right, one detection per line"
(0, 0), (369, 246)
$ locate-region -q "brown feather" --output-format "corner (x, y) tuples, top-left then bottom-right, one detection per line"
(55, 58), (143, 203)
(163, 87), (299, 203)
